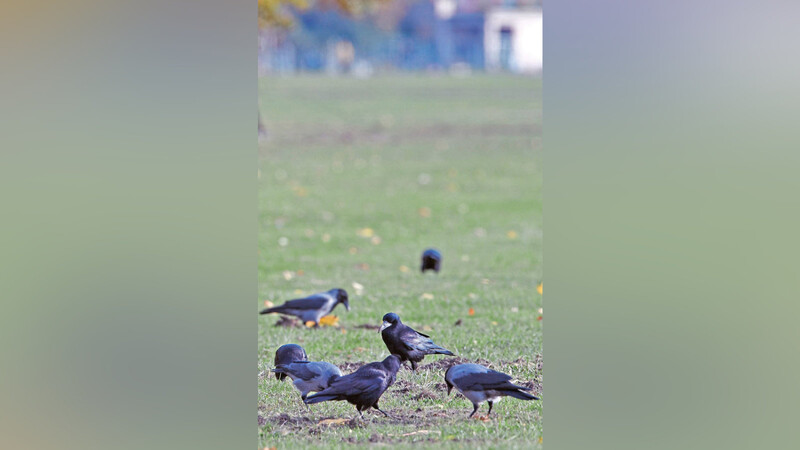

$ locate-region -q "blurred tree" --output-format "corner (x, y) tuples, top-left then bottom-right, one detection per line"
(257, 0), (385, 138)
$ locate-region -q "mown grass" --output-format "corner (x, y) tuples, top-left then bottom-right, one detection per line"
(258, 74), (542, 448)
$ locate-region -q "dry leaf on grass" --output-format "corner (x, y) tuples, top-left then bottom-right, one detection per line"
(318, 418), (349, 426)
(319, 315), (339, 327)
(537, 283), (543, 295)
(421, 293), (434, 300)
(468, 308), (475, 316)
(263, 300), (274, 308)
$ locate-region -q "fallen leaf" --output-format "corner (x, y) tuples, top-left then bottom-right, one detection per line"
(421, 325), (433, 332)
(537, 283), (543, 295)
(305, 321), (316, 328)
(399, 265), (410, 273)
(318, 418), (349, 426)
(341, 328), (347, 334)
(491, 321), (498, 326)
(294, 289), (305, 295)
(468, 308), (475, 316)
(296, 269), (304, 276)
(355, 263), (370, 271)
(356, 227), (374, 238)
(506, 230), (518, 239)
(539, 437), (543, 444)
(349, 247), (358, 255)
(537, 316), (543, 321)
(418, 206), (432, 218)
(282, 270), (294, 280)
(421, 293), (434, 300)
(511, 307), (519, 313)
(538, 307), (543, 314)
(263, 300), (274, 308)
(481, 278), (491, 285)
(370, 236), (381, 245)
(319, 315), (339, 327)
(293, 186), (308, 197)
(321, 233), (331, 243)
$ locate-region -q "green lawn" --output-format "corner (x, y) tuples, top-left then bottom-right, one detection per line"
(258, 74), (542, 448)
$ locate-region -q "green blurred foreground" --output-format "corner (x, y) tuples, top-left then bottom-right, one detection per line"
(258, 75), (542, 448)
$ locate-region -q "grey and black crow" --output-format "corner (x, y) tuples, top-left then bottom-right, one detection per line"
(444, 363), (539, 418)
(380, 312), (455, 370)
(273, 344), (308, 381)
(304, 355), (401, 418)
(260, 288), (349, 326)
(271, 361), (342, 401)
(420, 248), (442, 273)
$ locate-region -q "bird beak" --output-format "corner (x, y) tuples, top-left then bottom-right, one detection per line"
(447, 385), (452, 395)
(379, 321), (390, 333)
(344, 302), (350, 312)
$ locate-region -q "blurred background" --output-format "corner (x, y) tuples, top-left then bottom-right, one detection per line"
(258, 0), (542, 76)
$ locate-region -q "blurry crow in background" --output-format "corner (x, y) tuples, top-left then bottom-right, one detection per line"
(260, 288), (349, 326)
(420, 248), (442, 273)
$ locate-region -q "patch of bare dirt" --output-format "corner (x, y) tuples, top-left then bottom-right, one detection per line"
(273, 316), (303, 328)
(354, 323), (380, 330)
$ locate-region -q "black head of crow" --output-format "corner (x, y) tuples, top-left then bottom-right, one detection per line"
(273, 344), (308, 381)
(303, 355), (401, 418)
(259, 288), (349, 326)
(445, 363), (539, 418)
(379, 312), (455, 370)
(420, 248), (442, 273)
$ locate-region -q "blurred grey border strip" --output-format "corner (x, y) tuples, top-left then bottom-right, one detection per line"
(0, 1), (254, 449)
(546, 1), (800, 449)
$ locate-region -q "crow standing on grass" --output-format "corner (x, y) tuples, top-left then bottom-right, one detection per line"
(304, 355), (401, 419)
(444, 363), (539, 418)
(420, 248), (442, 273)
(272, 360), (343, 401)
(259, 288), (349, 326)
(380, 312), (455, 370)
(273, 344), (307, 381)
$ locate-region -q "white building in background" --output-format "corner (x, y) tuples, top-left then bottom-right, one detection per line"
(484, 8), (543, 74)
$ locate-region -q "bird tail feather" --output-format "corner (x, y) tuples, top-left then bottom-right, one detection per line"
(304, 394), (337, 404)
(429, 346), (455, 356)
(259, 306), (283, 315)
(506, 389), (539, 401)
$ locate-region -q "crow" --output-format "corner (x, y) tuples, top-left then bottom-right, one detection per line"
(304, 355), (400, 418)
(259, 288), (349, 326)
(420, 248), (442, 273)
(271, 361), (342, 401)
(273, 344), (308, 381)
(444, 363), (539, 418)
(380, 312), (455, 370)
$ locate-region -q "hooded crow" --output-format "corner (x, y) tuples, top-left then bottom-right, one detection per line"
(273, 344), (308, 381)
(380, 312), (455, 370)
(271, 361), (342, 401)
(304, 355), (401, 418)
(260, 288), (349, 326)
(420, 248), (442, 273)
(444, 363), (539, 418)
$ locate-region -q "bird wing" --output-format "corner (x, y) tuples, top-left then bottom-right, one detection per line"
(456, 371), (525, 391)
(321, 368), (386, 397)
(282, 362), (323, 381)
(278, 294), (330, 311)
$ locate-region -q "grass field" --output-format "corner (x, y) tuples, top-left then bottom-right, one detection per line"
(258, 75), (542, 448)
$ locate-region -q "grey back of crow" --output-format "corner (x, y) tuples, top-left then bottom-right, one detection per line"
(303, 355), (400, 418)
(273, 344), (308, 381)
(271, 361), (342, 401)
(445, 363), (539, 418)
(380, 312), (455, 370)
(259, 288), (349, 325)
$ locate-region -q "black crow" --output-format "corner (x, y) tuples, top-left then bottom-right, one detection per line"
(420, 248), (442, 273)
(259, 288), (349, 326)
(272, 361), (342, 401)
(304, 355), (401, 418)
(380, 312), (455, 370)
(273, 344), (308, 381)
(444, 363), (539, 418)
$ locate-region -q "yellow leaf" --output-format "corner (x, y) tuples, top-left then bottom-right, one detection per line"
(318, 418), (349, 426)
(282, 270), (294, 280)
(399, 265), (410, 273)
(319, 315), (339, 327)
(491, 321), (498, 326)
(305, 321), (316, 328)
(263, 300), (274, 308)
(421, 293), (434, 300)
(356, 227), (374, 238)
(468, 308), (475, 316)
(418, 206), (432, 218)
(537, 283), (543, 295)
(507, 230), (518, 239)
(321, 233), (331, 243)
(370, 236), (381, 245)
(422, 325), (433, 332)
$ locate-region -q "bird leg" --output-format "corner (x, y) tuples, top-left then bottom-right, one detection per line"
(487, 401), (494, 416)
(373, 403), (392, 419)
(468, 403), (479, 418)
(410, 361), (418, 371)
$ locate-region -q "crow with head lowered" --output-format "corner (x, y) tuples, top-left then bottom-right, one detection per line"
(273, 344), (307, 381)
(272, 360), (343, 401)
(380, 312), (455, 370)
(259, 288), (349, 326)
(303, 355), (401, 419)
(444, 363), (539, 418)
